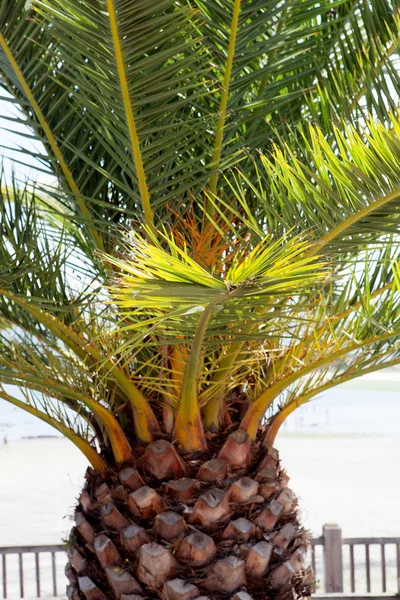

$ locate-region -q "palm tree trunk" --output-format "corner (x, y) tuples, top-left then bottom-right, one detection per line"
(65, 431), (314, 600)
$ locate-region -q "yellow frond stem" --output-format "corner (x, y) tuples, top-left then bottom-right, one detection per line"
(203, 291), (296, 425)
(308, 189), (400, 257)
(202, 346), (241, 429)
(203, 326), (264, 430)
(240, 386), (277, 439)
(171, 346), (187, 389)
(174, 309), (210, 452)
(93, 402), (133, 463)
(163, 345), (187, 433)
(0, 390), (106, 472)
(131, 405), (159, 443)
(106, 0), (153, 231)
(174, 408), (207, 453)
(263, 401), (304, 448)
(57, 389), (133, 463)
(208, 0), (242, 209)
(241, 331), (399, 438)
(203, 387), (224, 430)
(0, 33), (104, 251)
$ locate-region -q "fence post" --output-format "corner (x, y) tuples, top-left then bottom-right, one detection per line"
(323, 523), (343, 593)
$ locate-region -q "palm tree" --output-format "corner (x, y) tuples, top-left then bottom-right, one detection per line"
(1, 0), (400, 598)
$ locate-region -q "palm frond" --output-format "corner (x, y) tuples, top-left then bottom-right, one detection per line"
(195, 0), (400, 165)
(2, 0), (400, 460)
(22, 0), (213, 216)
(0, 385), (105, 470)
(0, 178), (99, 334)
(2, 0), (399, 236)
(259, 113), (400, 253)
(239, 253), (400, 435)
(108, 225), (327, 343)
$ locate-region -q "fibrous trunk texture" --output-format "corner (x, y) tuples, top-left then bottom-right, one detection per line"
(66, 432), (314, 600)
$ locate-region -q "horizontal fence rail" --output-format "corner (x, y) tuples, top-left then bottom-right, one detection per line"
(1, 526), (400, 598)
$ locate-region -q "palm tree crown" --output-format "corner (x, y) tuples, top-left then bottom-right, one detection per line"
(0, 0), (400, 464)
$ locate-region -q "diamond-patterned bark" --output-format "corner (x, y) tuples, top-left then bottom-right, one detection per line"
(66, 432), (313, 600)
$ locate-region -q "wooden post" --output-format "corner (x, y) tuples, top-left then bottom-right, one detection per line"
(323, 524), (343, 593)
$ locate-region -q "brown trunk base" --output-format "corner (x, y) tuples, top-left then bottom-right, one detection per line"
(66, 434), (314, 600)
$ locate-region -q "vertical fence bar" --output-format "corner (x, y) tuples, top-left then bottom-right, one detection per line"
(2, 554), (6, 599)
(397, 543), (400, 594)
(35, 553), (40, 597)
(365, 544), (371, 593)
(381, 544), (386, 593)
(349, 544), (355, 593)
(0, 546), (66, 599)
(51, 551), (57, 596)
(311, 544), (316, 576)
(18, 553), (24, 598)
(323, 524), (343, 593)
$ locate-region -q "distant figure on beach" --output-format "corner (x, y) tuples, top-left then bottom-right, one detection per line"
(2, 433), (8, 448)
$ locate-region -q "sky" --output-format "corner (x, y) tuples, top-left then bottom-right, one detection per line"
(0, 94), (54, 184)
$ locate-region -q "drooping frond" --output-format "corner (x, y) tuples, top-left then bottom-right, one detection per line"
(0, 179), (98, 332)
(240, 253), (400, 436)
(0, 385), (105, 471)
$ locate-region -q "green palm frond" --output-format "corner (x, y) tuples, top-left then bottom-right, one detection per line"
(2, 0), (400, 462)
(239, 251), (400, 434)
(258, 114), (400, 251)
(306, 8), (400, 129)
(0, 0), (216, 242)
(1, 0), (399, 238)
(194, 0), (400, 163)
(0, 179), (99, 334)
